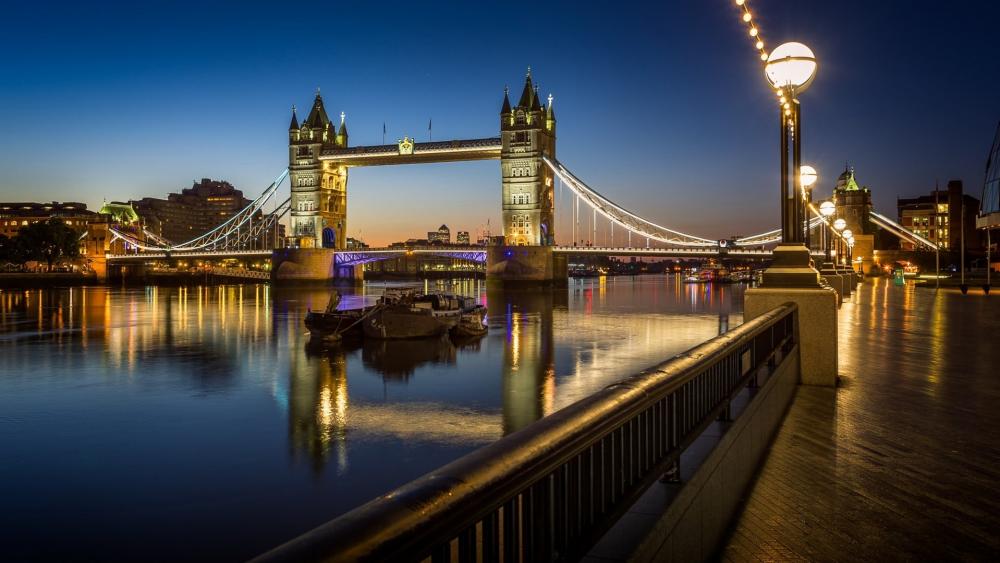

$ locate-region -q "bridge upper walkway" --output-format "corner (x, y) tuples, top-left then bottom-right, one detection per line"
(321, 137), (501, 166)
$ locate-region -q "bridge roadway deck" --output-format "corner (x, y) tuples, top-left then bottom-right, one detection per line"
(718, 279), (1000, 561)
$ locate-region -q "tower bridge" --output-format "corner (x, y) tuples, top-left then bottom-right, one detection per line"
(105, 69), (938, 283)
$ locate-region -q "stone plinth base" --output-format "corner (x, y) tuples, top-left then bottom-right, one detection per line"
(836, 270), (853, 297)
(745, 287), (838, 387)
(272, 248), (335, 284)
(486, 245), (567, 287)
(821, 274), (844, 307)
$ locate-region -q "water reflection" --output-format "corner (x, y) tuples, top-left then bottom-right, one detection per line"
(290, 341), (350, 474)
(0, 277), (744, 562)
(361, 338), (457, 381)
(493, 288), (563, 433)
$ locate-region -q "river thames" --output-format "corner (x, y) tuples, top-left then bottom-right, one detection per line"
(0, 275), (743, 562)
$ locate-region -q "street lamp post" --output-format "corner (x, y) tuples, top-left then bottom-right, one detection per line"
(833, 218), (847, 270)
(847, 237), (856, 274)
(761, 42), (821, 287)
(819, 200), (836, 262)
(746, 36), (838, 387)
(801, 165), (818, 249)
(842, 229), (854, 273)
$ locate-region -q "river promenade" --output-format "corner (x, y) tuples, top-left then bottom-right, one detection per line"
(719, 279), (1000, 561)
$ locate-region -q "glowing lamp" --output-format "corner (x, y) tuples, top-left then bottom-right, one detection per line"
(833, 218), (847, 231)
(819, 200), (836, 217)
(765, 42), (817, 92)
(842, 229), (853, 239)
(800, 165), (818, 187)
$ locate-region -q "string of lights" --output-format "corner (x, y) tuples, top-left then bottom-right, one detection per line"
(733, 0), (768, 64)
(733, 0), (796, 117)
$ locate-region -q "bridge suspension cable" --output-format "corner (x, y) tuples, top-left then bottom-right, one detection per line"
(110, 169), (289, 252)
(543, 156), (718, 247)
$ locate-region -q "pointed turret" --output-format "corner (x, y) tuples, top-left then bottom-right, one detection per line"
(531, 84), (542, 111)
(288, 105), (299, 130)
(546, 94), (555, 120)
(501, 86), (512, 114)
(336, 111), (348, 147)
(304, 89), (331, 129)
(517, 67), (534, 108)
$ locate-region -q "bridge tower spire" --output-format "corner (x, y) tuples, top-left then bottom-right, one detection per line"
(501, 69), (556, 246)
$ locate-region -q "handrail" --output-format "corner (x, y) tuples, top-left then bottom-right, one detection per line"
(253, 303), (797, 563)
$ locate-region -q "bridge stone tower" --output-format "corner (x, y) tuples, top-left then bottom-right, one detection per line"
(288, 91), (349, 249)
(500, 69), (556, 245)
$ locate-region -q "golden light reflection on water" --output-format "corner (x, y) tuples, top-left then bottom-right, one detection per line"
(2, 277), (744, 476)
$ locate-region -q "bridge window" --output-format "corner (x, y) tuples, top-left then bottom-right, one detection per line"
(515, 112), (525, 126)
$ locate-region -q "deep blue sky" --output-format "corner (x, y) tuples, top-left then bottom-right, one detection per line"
(1, 1), (998, 245)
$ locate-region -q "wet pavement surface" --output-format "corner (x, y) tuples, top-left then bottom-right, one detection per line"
(719, 279), (1000, 561)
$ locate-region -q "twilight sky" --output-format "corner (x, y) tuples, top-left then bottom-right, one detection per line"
(1, 0), (998, 246)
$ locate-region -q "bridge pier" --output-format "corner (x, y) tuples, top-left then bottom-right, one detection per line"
(271, 248), (337, 284)
(271, 248), (365, 285)
(485, 245), (567, 287)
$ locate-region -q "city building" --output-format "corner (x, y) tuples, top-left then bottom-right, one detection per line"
(0, 201), (112, 274)
(130, 178), (253, 244)
(898, 180), (980, 251)
(428, 224), (450, 244)
(456, 231), (470, 245)
(0, 201), (97, 238)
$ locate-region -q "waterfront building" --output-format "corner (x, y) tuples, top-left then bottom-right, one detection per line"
(0, 201), (98, 237)
(898, 180), (980, 251)
(978, 121), (1000, 230)
(456, 231), (470, 245)
(0, 201), (114, 275)
(428, 224), (450, 244)
(130, 178), (253, 244)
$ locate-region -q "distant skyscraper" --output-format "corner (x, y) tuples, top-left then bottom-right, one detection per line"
(428, 224), (450, 244)
(456, 231), (470, 244)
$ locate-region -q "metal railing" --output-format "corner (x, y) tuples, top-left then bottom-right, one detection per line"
(253, 303), (797, 563)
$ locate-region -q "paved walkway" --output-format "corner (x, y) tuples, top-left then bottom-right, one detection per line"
(719, 279), (1000, 561)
